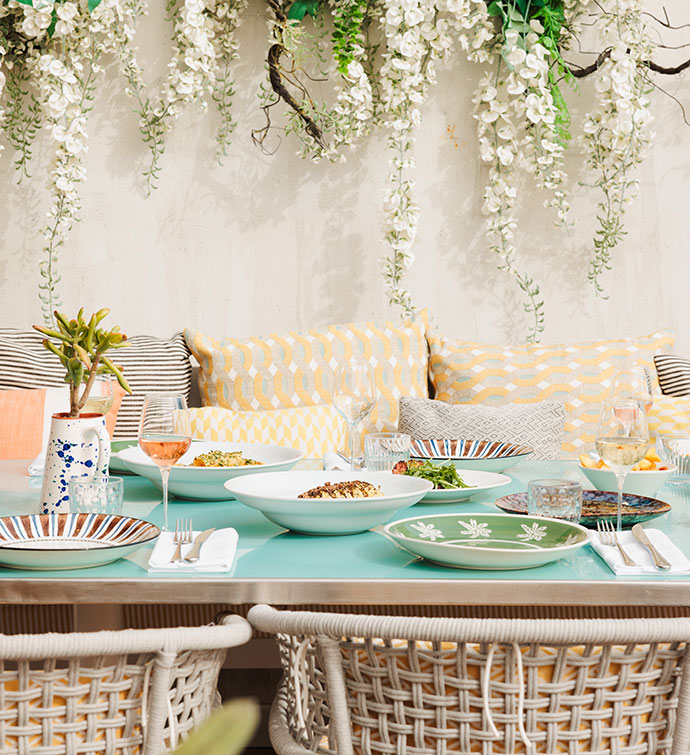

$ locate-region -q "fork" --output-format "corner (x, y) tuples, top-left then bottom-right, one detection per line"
(169, 518), (193, 564)
(597, 519), (637, 567)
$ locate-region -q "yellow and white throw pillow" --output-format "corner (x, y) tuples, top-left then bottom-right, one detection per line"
(186, 405), (347, 459)
(647, 395), (690, 438)
(184, 312), (430, 440)
(428, 329), (675, 457)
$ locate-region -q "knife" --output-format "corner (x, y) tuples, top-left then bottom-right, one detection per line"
(183, 528), (216, 563)
(631, 524), (671, 571)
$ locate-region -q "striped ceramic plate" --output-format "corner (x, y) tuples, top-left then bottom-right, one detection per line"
(411, 439), (533, 473)
(0, 513), (160, 571)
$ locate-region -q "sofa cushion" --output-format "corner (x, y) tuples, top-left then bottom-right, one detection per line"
(398, 396), (566, 460)
(427, 329), (674, 457)
(0, 330), (192, 439)
(647, 396), (690, 439)
(184, 312), (429, 438)
(186, 405), (347, 458)
(654, 354), (690, 397)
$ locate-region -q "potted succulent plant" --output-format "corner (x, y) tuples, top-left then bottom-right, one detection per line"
(33, 308), (132, 514)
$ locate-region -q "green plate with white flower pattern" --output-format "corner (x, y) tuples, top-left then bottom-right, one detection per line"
(382, 513), (591, 570)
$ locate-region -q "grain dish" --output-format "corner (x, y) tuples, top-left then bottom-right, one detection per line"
(186, 450), (261, 467)
(298, 480), (383, 499)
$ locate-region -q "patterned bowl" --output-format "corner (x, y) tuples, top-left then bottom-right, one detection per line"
(0, 513), (160, 570)
(411, 439), (533, 473)
(382, 513), (590, 570)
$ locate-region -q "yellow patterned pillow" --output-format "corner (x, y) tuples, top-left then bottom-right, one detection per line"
(186, 405), (348, 458)
(647, 396), (690, 437)
(185, 312), (429, 440)
(428, 330), (675, 457)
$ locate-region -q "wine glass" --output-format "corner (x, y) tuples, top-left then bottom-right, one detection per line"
(83, 374), (114, 416)
(138, 393), (192, 531)
(610, 365), (653, 413)
(333, 360), (376, 470)
(595, 398), (649, 532)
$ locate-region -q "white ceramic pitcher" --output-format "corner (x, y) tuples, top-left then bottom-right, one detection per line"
(40, 413), (110, 514)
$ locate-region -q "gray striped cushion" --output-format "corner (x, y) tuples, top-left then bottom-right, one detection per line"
(654, 354), (690, 397)
(0, 329), (192, 439)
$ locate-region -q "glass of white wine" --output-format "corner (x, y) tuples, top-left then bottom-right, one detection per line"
(595, 398), (649, 532)
(333, 360), (376, 471)
(138, 394), (192, 532)
(83, 374), (114, 416)
(610, 365), (653, 413)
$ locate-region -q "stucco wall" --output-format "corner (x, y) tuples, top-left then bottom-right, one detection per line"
(1, 2), (689, 357)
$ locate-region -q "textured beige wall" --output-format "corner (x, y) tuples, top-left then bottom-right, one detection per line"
(1, 2), (689, 355)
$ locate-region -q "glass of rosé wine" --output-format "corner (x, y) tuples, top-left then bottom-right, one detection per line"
(138, 393), (191, 531)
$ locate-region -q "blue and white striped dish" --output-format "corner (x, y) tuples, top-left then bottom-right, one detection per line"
(0, 513), (160, 571)
(411, 439), (533, 473)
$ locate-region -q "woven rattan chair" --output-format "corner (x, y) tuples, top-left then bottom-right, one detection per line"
(0, 613), (251, 755)
(248, 604), (690, 755)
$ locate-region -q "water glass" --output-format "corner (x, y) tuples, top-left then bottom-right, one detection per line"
(68, 476), (124, 515)
(527, 479), (582, 523)
(659, 437), (690, 486)
(364, 432), (411, 472)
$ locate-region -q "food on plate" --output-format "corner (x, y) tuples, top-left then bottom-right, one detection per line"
(185, 450), (262, 468)
(298, 481), (383, 499)
(392, 459), (475, 490)
(579, 448), (668, 472)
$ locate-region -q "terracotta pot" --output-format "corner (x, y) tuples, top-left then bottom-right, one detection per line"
(40, 413), (110, 514)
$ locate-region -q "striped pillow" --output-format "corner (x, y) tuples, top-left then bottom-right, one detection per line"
(0, 330), (192, 439)
(654, 355), (690, 397)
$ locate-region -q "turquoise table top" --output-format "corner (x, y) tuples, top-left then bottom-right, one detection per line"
(2, 459), (690, 606)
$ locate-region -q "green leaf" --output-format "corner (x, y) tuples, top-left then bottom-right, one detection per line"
(46, 8), (57, 37)
(171, 699), (259, 755)
(486, 1), (505, 17)
(88, 0), (103, 11)
(287, 0), (308, 20)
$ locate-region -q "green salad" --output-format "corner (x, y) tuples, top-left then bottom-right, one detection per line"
(394, 460), (474, 490)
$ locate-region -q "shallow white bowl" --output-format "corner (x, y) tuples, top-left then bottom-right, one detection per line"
(118, 441), (303, 500)
(224, 471), (433, 535)
(579, 464), (676, 498)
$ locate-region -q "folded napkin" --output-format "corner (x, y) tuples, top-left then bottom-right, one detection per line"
(591, 528), (690, 575)
(148, 528), (238, 573)
(323, 451), (364, 471)
(28, 450), (45, 477)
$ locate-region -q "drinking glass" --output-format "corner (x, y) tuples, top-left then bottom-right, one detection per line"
(610, 366), (653, 413)
(69, 476), (124, 515)
(595, 398), (649, 532)
(659, 436), (690, 486)
(527, 479), (582, 523)
(333, 360), (376, 470)
(138, 394), (191, 531)
(83, 374), (114, 416)
(364, 432), (411, 472)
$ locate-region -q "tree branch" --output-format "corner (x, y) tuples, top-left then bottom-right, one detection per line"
(567, 47), (690, 77)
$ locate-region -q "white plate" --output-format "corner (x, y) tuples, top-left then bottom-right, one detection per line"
(382, 513), (590, 570)
(0, 513), (160, 570)
(117, 441), (303, 500)
(418, 469), (512, 503)
(224, 471), (432, 535)
(109, 438), (138, 473)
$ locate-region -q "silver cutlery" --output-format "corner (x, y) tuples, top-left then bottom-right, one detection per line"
(170, 518), (193, 563)
(183, 528), (216, 563)
(597, 519), (637, 567)
(631, 524), (671, 570)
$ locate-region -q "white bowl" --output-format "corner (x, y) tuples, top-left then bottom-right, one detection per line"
(118, 441), (303, 500)
(224, 471), (433, 535)
(579, 464), (676, 498)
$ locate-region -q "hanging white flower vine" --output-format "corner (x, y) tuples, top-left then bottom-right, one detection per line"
(0, 0), (686, 338)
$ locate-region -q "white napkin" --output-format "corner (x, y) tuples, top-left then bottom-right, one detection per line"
(147, 528), (238, 573)
(28, 450), (46, 477)
(323, 451), (364, 471)
(591, 528), (690, 575)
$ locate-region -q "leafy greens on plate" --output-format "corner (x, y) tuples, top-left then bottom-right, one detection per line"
(392, 460), (475, 490)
